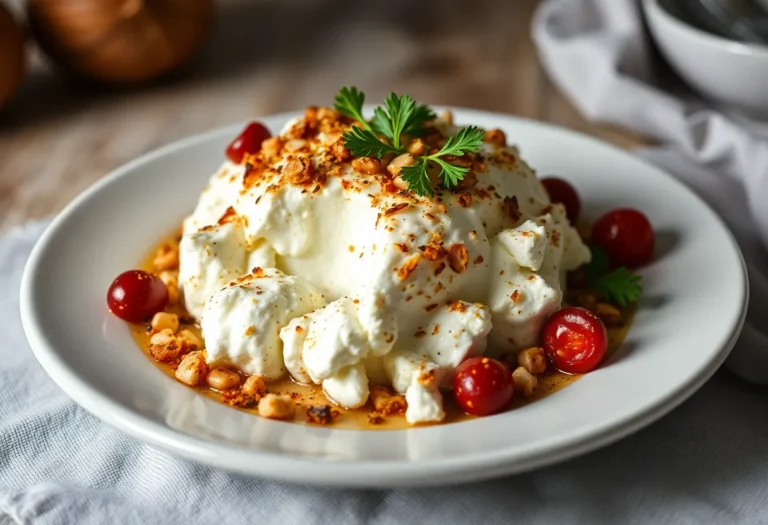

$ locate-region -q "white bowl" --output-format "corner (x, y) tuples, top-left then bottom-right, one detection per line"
(20, 108), (748, 487)
(643, 0), (768, 114)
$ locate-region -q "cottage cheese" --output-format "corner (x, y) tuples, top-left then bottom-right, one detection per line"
(179, 110), (590, 422)
(201, 268), (325, 380)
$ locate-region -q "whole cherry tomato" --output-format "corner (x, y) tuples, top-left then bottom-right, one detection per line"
(541, 177), (581, 223)
(592, 208), (654, 268)
(453, 356), (514, 416)
(225, 121), (271, 164)
(107, 270), (168, 323)
(542, 307), (608, 374)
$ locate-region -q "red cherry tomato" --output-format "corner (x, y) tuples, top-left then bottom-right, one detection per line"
(541, 177), (581, 223)
(453, 356), (514, 416)
(107, 270), (169, 323)
(225, 121), (271, 164)
(592, 208), (654, 268)
(542, 307), (608, 374)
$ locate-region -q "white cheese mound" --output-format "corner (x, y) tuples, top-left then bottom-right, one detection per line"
(179, 112), (591, 423)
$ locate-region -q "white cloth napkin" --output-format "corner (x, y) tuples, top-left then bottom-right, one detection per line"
(1, 221), (768, 524)
(534, 0), (768, 383)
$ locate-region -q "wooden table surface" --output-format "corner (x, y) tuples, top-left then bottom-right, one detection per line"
(0, 0), (648, 233)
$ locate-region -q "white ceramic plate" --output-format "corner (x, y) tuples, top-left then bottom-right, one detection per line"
(20, 109), (748, 488)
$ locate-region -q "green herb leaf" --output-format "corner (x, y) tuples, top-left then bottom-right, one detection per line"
(404, 104), (437, 136)
(432, 158), (469, 189)
(586, 245), (610, 283)
(595, 267), (643, 307)
(334, 87), (483, 196)
(342, 127), (402, 158)
(334, 86), (369, 130)
(387, 93), (416, 149)
(586, 246), (643, 307)
(418, 126), (484, 190)
(367, 93), (418, 149)
(368, 94), (436, 144)
(400, 159), (434, 197)
(434, 126), (485, 157)
(371, 106), (393, 140)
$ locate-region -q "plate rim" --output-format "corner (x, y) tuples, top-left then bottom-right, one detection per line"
(19, 108), (750, 487)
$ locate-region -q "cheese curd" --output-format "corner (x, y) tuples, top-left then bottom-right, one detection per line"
(201, 268), (325, 380)
(280, 296), (394, 407)
(179, 109), (590, 423)
(322, 364), (370, 409)
(178, 218), (249, 319)
(497, 219), (548, 272)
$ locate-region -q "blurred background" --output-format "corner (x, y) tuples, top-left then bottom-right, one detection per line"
(0, 0), (647, 233)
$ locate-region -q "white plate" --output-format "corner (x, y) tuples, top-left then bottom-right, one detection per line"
(20, 109), (748, 488)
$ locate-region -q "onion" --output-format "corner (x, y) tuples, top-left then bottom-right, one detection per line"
(0, 3), (25, 109)
(27, 0), (213, 85)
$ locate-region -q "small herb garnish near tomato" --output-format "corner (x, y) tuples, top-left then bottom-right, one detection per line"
(586, 246), (643, 307)
(592, 208), (654, 268)
(225, 121), (271, 164)
(107, 270), (168, 323)
(542, 307), (608, 374)
(453, 356), (514, 416)
(541, 177), (581, 223)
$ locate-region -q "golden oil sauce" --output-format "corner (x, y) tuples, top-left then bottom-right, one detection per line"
(132, 235), (634, 430)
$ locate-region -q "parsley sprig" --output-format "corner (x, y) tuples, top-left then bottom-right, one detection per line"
(333, 86), (482, 196)
(334, 87), (369, 131)
(586, 246), (643, 307)
(342, 127), (402, 157)
(400, 126), (485, 196)
(371, 94), (436, 145)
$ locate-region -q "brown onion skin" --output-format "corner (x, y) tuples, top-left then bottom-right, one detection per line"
(27, 0), (213, 85)
(0, 4), (26, 109)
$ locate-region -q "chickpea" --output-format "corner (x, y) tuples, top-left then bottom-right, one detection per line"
(153, 243), (179, 271)
(392, 175), (409, 190)
(175, 351), (208, 386)
(317, 107), (340, 120)
(158, 270), (178, 283)
(370, 385), (406, 415)
(595, 303), (623, 327)
(517, 347), (548, 375)
(243, 375), (267, 398)
(512, 366), (538, 398)
(407, 138), (426, 156)
(330, 138), (351, 162)
(370, 385), (393, 411)
(149, 329), (182, 362)
(178, 329), (202, 350)
(260, 137), (283, 158)
(282, 156), (314, 184)
(167, 286), (180, 306)
(483, 128), (507, 147)
(285, 139), (307, 152)
(351, 157), (380, 175)
(577, 291), (600, 312)
(151, 312), (179, 334)
(206, 368), (241, 390)
(150, 328), (175, 346)
(158, 271), (180, 305)
(258, 394), (295, 420)
(386, 153), (416, 177)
